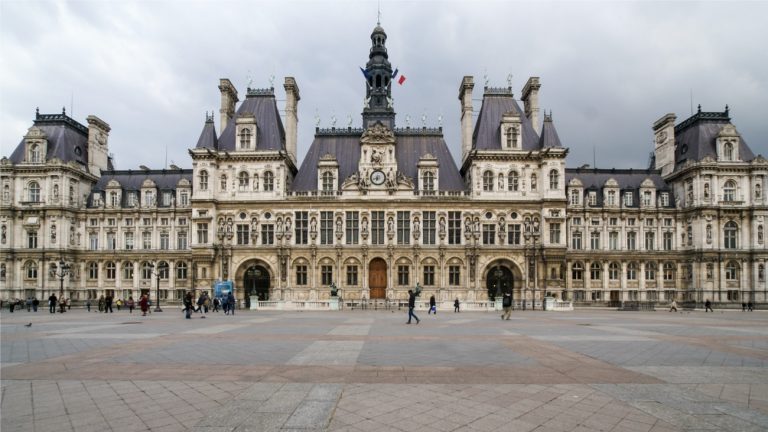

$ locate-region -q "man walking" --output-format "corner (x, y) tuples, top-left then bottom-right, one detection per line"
(105, 295), (114, 313)
(406, 289), (420, 324)
(184, 292), (193, 319)
(669, 299), (678, 312)
(226, 292), (235, 315)
(49, 294), (57, 314)
(454, 298), (460, 313)
(428, 295), (437, 315)
(501, 292), (513, 320)
(705, 299), (713, 312)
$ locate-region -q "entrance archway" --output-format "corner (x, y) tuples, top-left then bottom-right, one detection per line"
(369, 258), (387, 299)
(244, 265), (270, 301)
(485, 265), (514, 301)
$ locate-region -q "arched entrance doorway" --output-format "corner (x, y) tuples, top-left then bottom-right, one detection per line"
(485, 265), (514, 301)
(369, 258), (387, 299)
(244, 265), (270, 301)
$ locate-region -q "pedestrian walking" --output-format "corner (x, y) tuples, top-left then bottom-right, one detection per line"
(748, 301), (754, 311)
(184, 292), (193, 319)
(98, 295), (105, 313)
(139, 294), (149, 316)
(105, 295), (113, 313)
(26, 297), (32, 312)
(116, 298), (123, 311)
(32, 297), (39, 312)
(49, 294), (57, 313)
(742, 302), (747, 312)
(226, 292), (235, 315)
(705, 299), (713, 312)
(127, 296), (135, 314)
(454, 298), (460, 313)
(669, 299), (677, 312)
(428, 295), (437, 315)
(406, 289), (420, 324)
(58, 297), (66, 313)
(9, 299), (15, 313)
(212, 297), (220, 312)
(501, 292), (513, 320)
(86, 299), (91, 312)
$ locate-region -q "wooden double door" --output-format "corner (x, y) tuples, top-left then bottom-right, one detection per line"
(369, 258), (387, 299)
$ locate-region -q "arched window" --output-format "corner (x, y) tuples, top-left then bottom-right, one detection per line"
(322, 172), (335, 192)
(482, 171), (494, 191)
(28, 181), (41, 202)
(627, 262), (638, 280)
(571, 262), (583, 280)
(530, 174), (537, 190)
(723, 142), (733, 161)
(239, 128), (251, 149)
(29, 144), (40, 162)
(123, 262), (134, 279)
(645, 262), (657, 280)
(238, 172), (249, 190)
(105, 262), (116, 280)
(663, 262), (675, 281)
(723, 180), (736, 202)
(141, 262), (153, 279)
(756, 183), (762, 199)
(88, 262), (98, 279)
(507, 171), (519, 191)
(549, 169), (559, 190)
(176, 262), (188, 280)
(724, 221), (738, 249)
(158, 261), (169, 279)
(725, 261), (739, 280)
(220, 175), (227, 191)
(590, 262), (601, 280)
(263, 171), (274, 191)
(26, 261), (38, 279)
(609, 262), (620, 280)
(199, 170), (209, 191)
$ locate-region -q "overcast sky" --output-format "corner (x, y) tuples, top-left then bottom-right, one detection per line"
(1, 0), (766, 171)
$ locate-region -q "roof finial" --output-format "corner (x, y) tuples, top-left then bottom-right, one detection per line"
(725, 104), (729, 116)
(62, 106), (66, 115)
(314, 109), (320, 127)
(697, 104), (701, 113)
(35, 107), (39, 118)
(377, 0), (381, 25)
(506, 73), (513, 89)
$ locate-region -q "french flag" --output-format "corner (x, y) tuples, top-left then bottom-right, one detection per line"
(392, 68), (406, 85)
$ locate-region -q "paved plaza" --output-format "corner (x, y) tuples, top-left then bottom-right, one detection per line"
(1, 306), (767, 432)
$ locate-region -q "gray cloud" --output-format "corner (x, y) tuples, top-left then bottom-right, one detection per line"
(2, 0), (766, 170)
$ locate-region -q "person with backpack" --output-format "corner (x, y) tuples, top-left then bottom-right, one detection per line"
(428, 295), (437, 315)
(501, 292), (513, 320)
(406, 289), (420, 324)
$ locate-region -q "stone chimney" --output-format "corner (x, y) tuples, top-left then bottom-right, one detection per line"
(283, 77), (300, 164)
(86, 115), (110, 176)
(218, 78), (239, 131)
(521, 77), (541, 135)
(459, 76), (474, 162)
(652, 113), (677, 177)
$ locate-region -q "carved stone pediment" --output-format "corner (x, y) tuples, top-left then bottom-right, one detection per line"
(360, 121), (395, 145)
(752, 155), (768, 165)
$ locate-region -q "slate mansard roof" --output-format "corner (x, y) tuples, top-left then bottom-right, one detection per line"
(673, 107), (755, 170)
(196, 89), (285, 152)
(565, 168), (674, 208)
(473, 88), (546, 151)
(8, 111), (97, 168)
(88, 169), (193, 208)
(292, 128), (465, 192)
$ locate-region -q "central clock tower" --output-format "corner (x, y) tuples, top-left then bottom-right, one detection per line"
(362, 22), (396, 129)
(358, 121), (397, 190)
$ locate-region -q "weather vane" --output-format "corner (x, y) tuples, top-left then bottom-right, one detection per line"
(347, 114), (353, 127)
(246, 70), (253, 89)
(483, 68), (489, 87)
(330, 113), (337, 128)
(507, 73), (513, 88)
(421, 110), (427, 127)
(437, 114), (443, 127)
(405, 114), (411, 127)
(268, 74), (275, 88)
(314, 109), (320, 127)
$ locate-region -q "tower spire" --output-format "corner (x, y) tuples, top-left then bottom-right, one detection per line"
(362, 22), (395, 129)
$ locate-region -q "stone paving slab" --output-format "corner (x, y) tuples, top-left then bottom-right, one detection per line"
(2, 309), (768, 431)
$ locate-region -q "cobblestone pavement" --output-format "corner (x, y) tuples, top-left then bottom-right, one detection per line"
(1, 307), (767, 431)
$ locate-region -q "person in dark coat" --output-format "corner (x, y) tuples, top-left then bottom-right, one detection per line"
(428, 295), (437, 315)
(32, 297), (39, 312)
(704, 299), (713, 312)
(49, 294), (57, 313)
(184, 292), (193, 319)
(139, 294), (149, 316)
(105, 295), (113, 313)
(501, 292), (513, 320)
(226, 292), (235, 315)
(748, 301), (754, 312)
(127, 297), (135, 314)
(454, 298), (460, 313)
(406, 290), (420, 324)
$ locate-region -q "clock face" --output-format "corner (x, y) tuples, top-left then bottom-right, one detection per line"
(370, 170), (386, 185)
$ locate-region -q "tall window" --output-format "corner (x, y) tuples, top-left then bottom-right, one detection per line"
(397, 265), (410, 286)
(423, 211), (436, 245)
(110, 191), (119, 207)
(261, 224), (274, 245)
(238, 172), (249, 190)
(508, 224), (521, 245)
(397, 211), (410, 245)
(142, 231), (151, 249)
(550, 223), (561, 244)
(158, 232), (168, 250)
(723, 180), (736, 202)
(508, 171), (519, 191)
(371, 211), (385, 245)
(571, 262), (583, 280)
(177, 232), (187, 250)
(199, 171), (208, 190)
(663, 232), (673, 250)
(724, 221), (738, 249)
(125, 232), (134, 250)
(663, 262), (675, 281)
(106, 232), (116, 250)
(422, 172), (435, 191)
(123, 262), (134, 279)
(645, 232), (655, 250)
(28, 181), (41, 202)
(423, 265), (435, 286)
(345, 212), (359, 245)
(571, 231), (582, 250)
(449, 265), (460, 285)
(482, 171), (494, 191)
(609, 262), (620, 280)
(320, 211), (334, 245)
(626, 232), (636, 250)
(645, 262), (656, 280)
(590, 232), (600, 250)
(105, 262), (116, 280)
(723, 142), (733, 161)
(197, 223), (208, 244)
(549, 169), (559, 190)
(321, 265), (333, 286)
(590, 262), (601, 280)
(295, 211), (308, 245)
(88, 262), (99, 279)
(322, 172), (334, 192)
(236, 224), (249, 245)
(263, 171), (274, 191)
(570, 189), (580, 205)
(346, 265), (358, 286)
(89, 232), (99, 250)
(482, 224), (495, 245)
(176, 262), (188, 280)
(725, 261), (739, 280)
(29, 144), (40, 162)
(27, 230), (38, 248)
(239, 128), (251, 149)
(296, 265), (307, 285)
(627, 262), (637, 280)
(448, 211), (461, 245)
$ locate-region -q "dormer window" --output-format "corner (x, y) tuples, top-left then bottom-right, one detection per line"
(506, 126), (519, 149)
(322, 172), (334, 192)
(660, 192), (670, 206)
(29, 144), (41, 163)
(570, 189), (580, 205)
(143, 191), (154, 207)
(199, 170), (208, 191)
(723, 142), (733, 161)
(28, 181), (41, 202)
(500, 113), (522, 149)
(623, 191), (633, 207)
(642, 191), (652, 207)
(127, 192), (137, 207)
(110, 191), (119, 207)
(549, 169), (559, 190)
(422, 172), (435, 191)
(235, 115), (257, 150)
(588, 191), (597, 206)
(606, 190), (616, 206)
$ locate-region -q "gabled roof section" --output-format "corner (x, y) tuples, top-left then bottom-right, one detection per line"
(539, 113), (563, 148)
(195, 114), (218, 149)
(565, 167), (674, 208)
(472, 88), (540, 151)
(8, 110), (89, 166)
(216, 88), (285, 151)
(89, 168), (193, 208)
(673, 106), (755, 170)
(292, 128), (465, 192)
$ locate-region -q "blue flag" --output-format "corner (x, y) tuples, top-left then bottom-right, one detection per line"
(360, 67), (370, 80)
(391, 68), (399, 79)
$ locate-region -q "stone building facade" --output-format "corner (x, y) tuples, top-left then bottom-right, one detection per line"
(2, 24), (766, 307)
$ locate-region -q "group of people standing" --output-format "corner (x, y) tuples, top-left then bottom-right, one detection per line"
(408, 293), (463, 324)
(183, 291), (235, 319)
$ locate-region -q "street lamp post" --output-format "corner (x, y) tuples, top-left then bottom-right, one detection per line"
(54, 259), (71, 310)
(524, 218), (541, 310)
(148, 261), (166, 312)
(494, 266), (504, 305)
